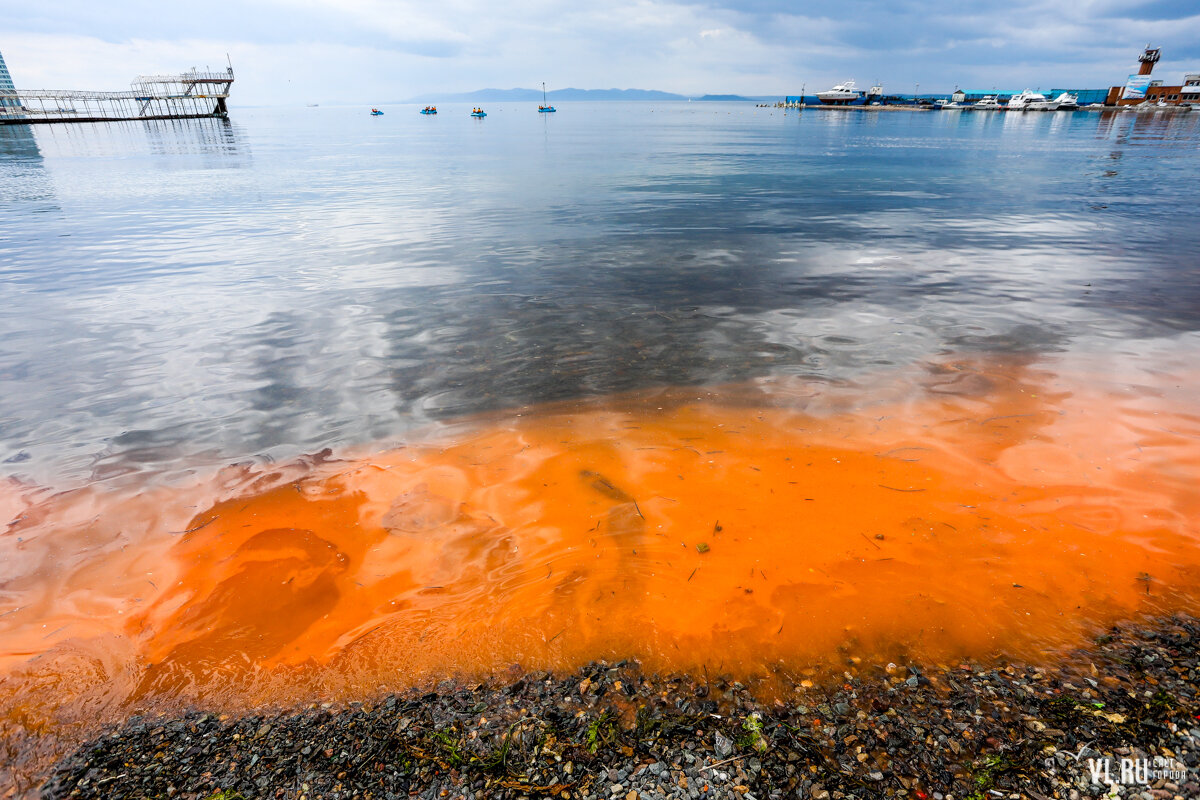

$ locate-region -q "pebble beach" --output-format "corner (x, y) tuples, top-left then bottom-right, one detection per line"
(43, 616), (1200, 800)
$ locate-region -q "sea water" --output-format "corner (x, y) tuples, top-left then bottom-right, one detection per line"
(1, 103), (1199, 781)
(3, 104), (1198, 484)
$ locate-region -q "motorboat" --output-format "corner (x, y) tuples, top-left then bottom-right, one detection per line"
(420, 106), (437, 114)
(973, 95), (1003, 110)
(1052, 93), (1079, 110)
(470, 108), (487, 118)
(816, 80), (864, 105)
(370, 108), (384, 116)
(1005, 90), (1049, 111)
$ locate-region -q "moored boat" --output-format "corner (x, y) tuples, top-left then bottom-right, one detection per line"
(816, 79), (864, 105)
(1005, 90), (1047, 111)
(538, 82), (556, 113)
(1027, 93), (1060, 111)
(1052, 92), (1079, 110)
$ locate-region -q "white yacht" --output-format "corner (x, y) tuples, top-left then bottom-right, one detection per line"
(972, 95), (1003, 110)
(816, 79), (865, 105)
(1052, 92), (1079, 110)
(1005, 90), (1049, 110)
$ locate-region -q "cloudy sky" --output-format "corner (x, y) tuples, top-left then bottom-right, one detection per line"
(2, 0), (1198, 105)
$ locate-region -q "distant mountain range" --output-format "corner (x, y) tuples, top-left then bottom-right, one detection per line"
(401, 88), (765, 103)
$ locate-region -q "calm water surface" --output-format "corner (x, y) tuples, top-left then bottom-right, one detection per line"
(2, 104), (1200, 788)
(2, 104), (1198, 486)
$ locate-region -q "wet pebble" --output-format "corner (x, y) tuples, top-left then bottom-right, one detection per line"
(38, 616), (1200, 800)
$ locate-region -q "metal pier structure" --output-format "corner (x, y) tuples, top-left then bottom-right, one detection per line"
(0, 61), (234, 126)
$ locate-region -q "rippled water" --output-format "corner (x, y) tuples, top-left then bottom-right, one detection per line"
(2, 105), (1200, 789)
(3, 106), (1198, 486)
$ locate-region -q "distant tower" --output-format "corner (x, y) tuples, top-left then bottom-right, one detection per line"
(0, 49), (20, 115)
(1138, 46), (1161, 76)
(0, 49), (15, 93)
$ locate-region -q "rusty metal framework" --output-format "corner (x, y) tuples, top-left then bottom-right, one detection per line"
(0, 68), (234, 125)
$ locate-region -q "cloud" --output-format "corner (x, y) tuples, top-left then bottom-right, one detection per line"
(1, 0), (1198, 104)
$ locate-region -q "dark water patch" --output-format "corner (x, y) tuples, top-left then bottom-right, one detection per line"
(1, 106), (1198, 484)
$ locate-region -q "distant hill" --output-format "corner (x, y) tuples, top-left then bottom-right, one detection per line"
(694, 94), (752, 101)
(402, 87), (690, 103)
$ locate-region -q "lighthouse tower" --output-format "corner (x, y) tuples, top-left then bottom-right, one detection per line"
(1137, 46), (1161, 75)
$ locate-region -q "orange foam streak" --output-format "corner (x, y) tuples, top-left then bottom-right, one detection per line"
(1, 355), (1199, 739)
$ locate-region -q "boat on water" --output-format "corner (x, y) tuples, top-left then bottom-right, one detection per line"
(538, 82), (556, 113)
(1027, 94), (1061, 111)
(1005, 90), (1050, 111)
(972, 95), (1003, 110)
(816, 80), (864, 105)
(471, 107), (487, 118)
(1052, 92), (1079, 110)
(420, 106), (437, 114)
(370, 108), (384, 116)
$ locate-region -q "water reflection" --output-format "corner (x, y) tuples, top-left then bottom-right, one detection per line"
(143, 117), (241, 157)
(0, 126), (54, 208)
(1095, 108), (1200, 143)
(0, 125), (41, 160)
(24, 117), (244, 160)
(0, 107), (1197, 486)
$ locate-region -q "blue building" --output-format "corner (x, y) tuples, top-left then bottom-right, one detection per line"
(0, 49), (22, 117)
(0, 51), (13, 90)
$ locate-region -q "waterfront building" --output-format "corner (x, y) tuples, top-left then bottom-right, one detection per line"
(1105, 46), (1189, 105)
(1181, 74), (1200, 105)
(0, 49), (20, 115)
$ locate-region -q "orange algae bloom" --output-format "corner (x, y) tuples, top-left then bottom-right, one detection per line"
(1, 355), (1199, 743)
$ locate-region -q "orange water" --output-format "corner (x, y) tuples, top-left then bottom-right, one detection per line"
(2, 354), (1199, 782)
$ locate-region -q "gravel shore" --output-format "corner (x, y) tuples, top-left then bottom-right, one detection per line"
(42, 616), (1200, 800)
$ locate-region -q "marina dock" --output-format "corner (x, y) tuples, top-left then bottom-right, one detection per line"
(0, 62), (234, 126)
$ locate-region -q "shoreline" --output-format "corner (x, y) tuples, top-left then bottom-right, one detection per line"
(786, 104), (1190, 113)
(39, 615), (1200, 800)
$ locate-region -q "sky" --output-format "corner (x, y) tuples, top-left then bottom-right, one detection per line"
(1, 0), (1199, 105)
